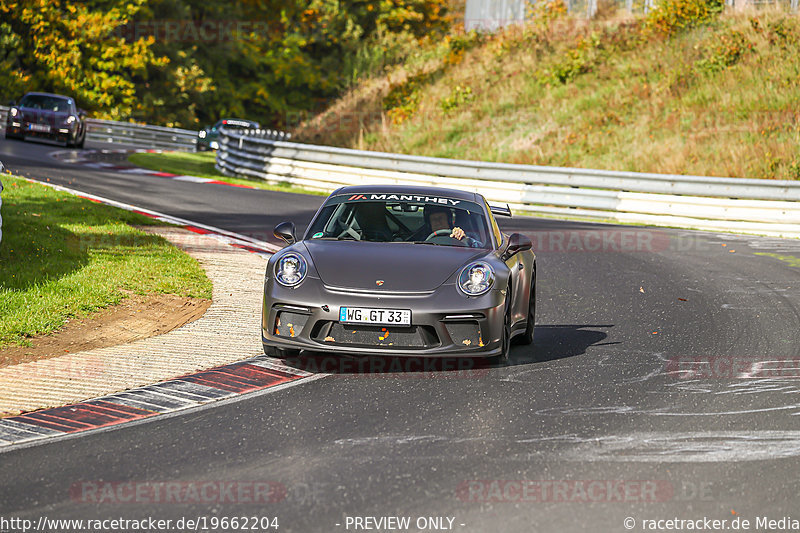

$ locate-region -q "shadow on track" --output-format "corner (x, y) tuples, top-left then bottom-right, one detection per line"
(277, 324), (613, 375)
(510, 324), (614, 365)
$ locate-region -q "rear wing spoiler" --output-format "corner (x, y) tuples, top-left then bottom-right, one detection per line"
(489, 204), (512, 217)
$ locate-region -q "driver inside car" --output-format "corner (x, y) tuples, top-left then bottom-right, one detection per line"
(354, 202), (393, 241)
(413, 205), (465, 241)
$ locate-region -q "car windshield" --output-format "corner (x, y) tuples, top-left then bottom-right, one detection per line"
(305, 194), (493, 248)
(19, 94), (72, 113)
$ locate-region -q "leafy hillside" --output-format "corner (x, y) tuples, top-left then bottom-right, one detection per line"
(296, 2), (800, 180)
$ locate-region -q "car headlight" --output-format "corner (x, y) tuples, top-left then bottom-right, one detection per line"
(198, 130), (206, 139)
(66, 115), (76, 124)
(10, 108), (18, 117)
(275, 253), (307, 287)
(458, 261), (494, 296)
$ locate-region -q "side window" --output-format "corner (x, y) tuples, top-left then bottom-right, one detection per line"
(486, 200), (502, 248)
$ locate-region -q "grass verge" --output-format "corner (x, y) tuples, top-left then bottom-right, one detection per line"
(0, 175), (212, 348)
(128, 151), (326, 195)
(297, 8), (800, 181)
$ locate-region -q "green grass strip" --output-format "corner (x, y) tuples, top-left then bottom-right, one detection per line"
(128, 151), (326, 195)
(0, 176), (212, 347)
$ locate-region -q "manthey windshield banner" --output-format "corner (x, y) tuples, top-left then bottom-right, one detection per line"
(343, 193), (462, 206)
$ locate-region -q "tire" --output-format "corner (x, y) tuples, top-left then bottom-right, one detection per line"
(4, 132), (22, 141)
(513, 272), (536, 346)
(263, 344), (300, 359)
(76, 130), (85, 149)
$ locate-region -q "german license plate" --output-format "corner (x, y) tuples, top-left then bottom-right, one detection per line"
(339, 307), (411, 326)
(28, 123), (50, 132)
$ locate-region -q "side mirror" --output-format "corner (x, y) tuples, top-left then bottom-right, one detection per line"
(77, 108), (87, 118)
(274, 221), (296, 245)
(502, 233), (532, 260)
(7, 100), (16, 106)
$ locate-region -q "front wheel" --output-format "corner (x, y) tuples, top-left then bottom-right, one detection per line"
(263, 344), (300, 359)
(491, 293), (512, 365)
(513, 274), (535, 346)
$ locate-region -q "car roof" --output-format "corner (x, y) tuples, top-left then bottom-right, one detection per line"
(23, 92), (72, 100)
(219, 118), (258, 125)
(331, 185), (481, 203)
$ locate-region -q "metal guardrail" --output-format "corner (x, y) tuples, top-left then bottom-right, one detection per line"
(228, 128), (292, 142)
(0, 105), (197, 151)
(85, 118), (197, 150)
(216, 129), (800, 239)
(465, 0), (798, 30)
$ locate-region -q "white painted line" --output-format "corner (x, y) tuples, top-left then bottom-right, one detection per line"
(118, 167), (157, 174)
(248, 358), (313, 377)
(144, 381), (229, 401)
(163, 380), (234, 399)
(0, 421), (58, 441)
(173, 175), (214, 183)
(101, 391), (189, 412)
(0, 419), (63, 436)
(0, 432), (44, 446)
(120, 390), (199, 410)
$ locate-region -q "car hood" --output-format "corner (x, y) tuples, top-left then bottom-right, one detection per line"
(303, 240), (487, 292)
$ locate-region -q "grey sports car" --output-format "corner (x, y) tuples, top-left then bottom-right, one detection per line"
(262, 185), (535, 362)
(5, 92), (87, 148)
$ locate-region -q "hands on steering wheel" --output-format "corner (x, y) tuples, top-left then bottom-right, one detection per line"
(425, 228), (458, 240)
(424, 227), (480, 247)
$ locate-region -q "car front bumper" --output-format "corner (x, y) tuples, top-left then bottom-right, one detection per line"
(262, 277), (507, 357)
(6, 121), (76, 142)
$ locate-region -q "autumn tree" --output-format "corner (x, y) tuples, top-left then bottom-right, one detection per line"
(1, 0), (455, 128)
(0, 0), (167, 119)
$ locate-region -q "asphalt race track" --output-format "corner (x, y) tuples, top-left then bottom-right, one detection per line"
(2, 137), (800, 532)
